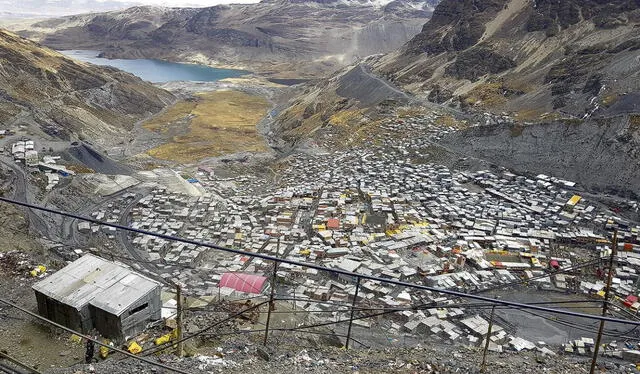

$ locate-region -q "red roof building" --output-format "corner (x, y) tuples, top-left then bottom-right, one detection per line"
(327, 218), (340, 230)
(219, 273), (268, 294)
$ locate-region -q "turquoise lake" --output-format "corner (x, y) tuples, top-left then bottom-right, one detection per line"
(60, 50), (249, 83)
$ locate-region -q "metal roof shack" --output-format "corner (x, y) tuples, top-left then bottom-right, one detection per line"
(32, 254), (161, 341)
(219, 273), (268, 295)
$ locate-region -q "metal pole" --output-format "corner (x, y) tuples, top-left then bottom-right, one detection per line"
(345, 276), (361, 350)
(590, 230), (618, 374)
(481, 305), (496, 373)
(263, 237), (280, 345)
(176, 284), (184, 357)
(0, 351), (43, 374)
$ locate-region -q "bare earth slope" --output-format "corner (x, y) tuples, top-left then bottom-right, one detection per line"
(10, 1), (439, 78)
(0, 29), (174, 145)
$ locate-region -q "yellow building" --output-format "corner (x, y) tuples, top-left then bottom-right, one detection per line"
(565, 195), (582, 212)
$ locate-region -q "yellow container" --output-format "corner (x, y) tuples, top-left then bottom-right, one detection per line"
(128, 341), (142, 354)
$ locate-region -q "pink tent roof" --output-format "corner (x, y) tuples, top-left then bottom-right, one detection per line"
(219, 273), (267, 294)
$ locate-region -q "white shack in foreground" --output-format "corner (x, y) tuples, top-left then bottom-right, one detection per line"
(32, 254), (161, 340)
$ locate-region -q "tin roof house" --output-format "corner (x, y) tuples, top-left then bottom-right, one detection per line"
(32, 254), (161, 340)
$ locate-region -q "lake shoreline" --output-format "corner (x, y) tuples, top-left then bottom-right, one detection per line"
(59, 49), (250, 83)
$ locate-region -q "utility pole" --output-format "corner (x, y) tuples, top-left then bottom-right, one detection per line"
(176, 284), (184, 357)
(481, 306), (496, 373)
(589, 230), (618, 374)
(263, 236), (280, 346)
(345, 276), (361, 350)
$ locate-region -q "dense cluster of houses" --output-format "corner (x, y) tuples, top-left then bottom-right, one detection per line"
(79, 113), (640, 352)
(8, 138), (74, 189)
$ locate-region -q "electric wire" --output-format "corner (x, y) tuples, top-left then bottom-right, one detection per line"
(1, 195), (638, 326)
(0, 297), (193, 374)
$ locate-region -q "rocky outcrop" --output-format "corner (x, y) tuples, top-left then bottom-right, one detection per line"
(404, 0), (509, 55)
(526, 0), (640, 34)
(377, 0), (640, 119)
(444, 47), (515, 81)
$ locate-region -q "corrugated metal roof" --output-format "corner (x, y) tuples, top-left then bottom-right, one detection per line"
(90, 273), (159, 316)
(219, 273), (267, 294)
(32, 254), (160, 315)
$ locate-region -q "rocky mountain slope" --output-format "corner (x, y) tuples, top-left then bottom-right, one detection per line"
(376, 0), (640, 119)
(11, 0), (439, 78)
(367, 0), (640, 196)
(0, 29), (174, 145)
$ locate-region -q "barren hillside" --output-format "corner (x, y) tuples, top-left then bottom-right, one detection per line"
(0, 29), (174, 145)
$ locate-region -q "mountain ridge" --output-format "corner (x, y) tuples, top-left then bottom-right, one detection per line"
(376, 0), (640, 119)
(0, 29), (174, 146)
(10, 1), (439, 78)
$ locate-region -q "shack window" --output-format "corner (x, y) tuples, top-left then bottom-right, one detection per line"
(128, 303), (149, 316)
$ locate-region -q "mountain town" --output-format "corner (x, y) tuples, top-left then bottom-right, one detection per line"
(0, 0), (639, 373)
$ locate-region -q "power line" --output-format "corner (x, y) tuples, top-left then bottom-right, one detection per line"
(472, 257), (603, 294)
(200, 328), (370, 348)
(518, 307), (640, 341)
(0, 297), (193, 374)
(147, 296), (605, 357)
(86, 243), (606, 315)
(2, 195), (640, 326)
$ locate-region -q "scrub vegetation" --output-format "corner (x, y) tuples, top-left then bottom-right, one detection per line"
(144, 90), (271, 163)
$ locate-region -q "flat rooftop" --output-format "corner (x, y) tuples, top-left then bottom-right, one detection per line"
(33, 254), (160, 316)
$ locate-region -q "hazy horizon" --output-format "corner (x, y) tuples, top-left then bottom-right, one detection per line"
(0, 0), (261, 17)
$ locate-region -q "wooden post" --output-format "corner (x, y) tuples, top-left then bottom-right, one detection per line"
(345, 276), (361, 350)
(263, 237), (280, 346)
(481, 305), (496, 373)
(176, 284), (184, 357)
(589, 230), (618, 374)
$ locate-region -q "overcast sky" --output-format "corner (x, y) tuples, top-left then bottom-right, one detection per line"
(112, 0), (260, 5)
(0, 0), (261, 17)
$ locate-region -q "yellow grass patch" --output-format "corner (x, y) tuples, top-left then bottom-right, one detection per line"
(601, 94), (619, 107)
(144, 90), (270, 163)
(515, 109), (561, 122)
(143, 100), (197, 134)
(629, 114), (640, 131)
(328, 109), (364, 127)
(463, 82), (508, 107)
(435, 115), (468, 129)
(67, 165), (95, 174)
(396, 107), (428, 118)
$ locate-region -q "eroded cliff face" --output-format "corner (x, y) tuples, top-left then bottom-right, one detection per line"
(0, 29), (174, 144)
(403, 0), (510, 55)
(439, 115), (640, 197)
